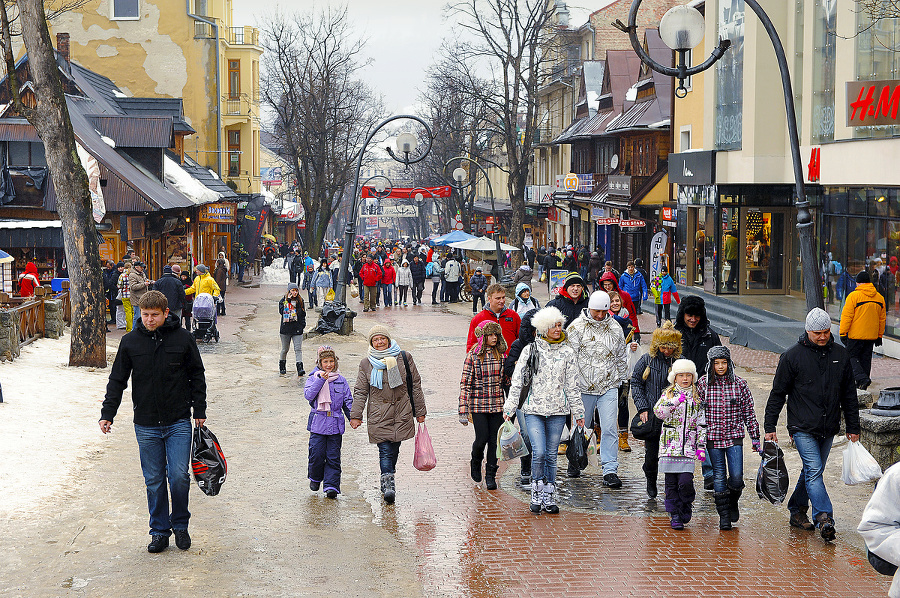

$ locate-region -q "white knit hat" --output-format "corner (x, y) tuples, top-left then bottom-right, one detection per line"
(668, 358), (698, 384)
(805, 307), (831, 332)
(588, 290), (610, 311)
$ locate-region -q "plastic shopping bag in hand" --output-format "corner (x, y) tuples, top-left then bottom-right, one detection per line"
(842, 440), (883, 485)
(565, 425), (589, 471)
(413, 423), (437, 471)
(756, 440), (789, 504)
(191, 425), (227, 496)
(497, 420), (529, 461)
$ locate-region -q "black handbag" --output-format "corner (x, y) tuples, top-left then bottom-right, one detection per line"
(517, 344), (539, 410)
(630, 411), (659, 441)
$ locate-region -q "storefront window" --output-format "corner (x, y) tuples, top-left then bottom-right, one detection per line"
(811, 0), (837, 143)
(744, 210), (785, 291)
(855, 8), (900, 138)
(675, 209), (687, 285)
(715, 0), (744, 151)
(721, 207), (739, 293)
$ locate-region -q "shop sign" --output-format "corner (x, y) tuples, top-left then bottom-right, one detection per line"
(563, 173), (579, 191)
(199, 202), (237, 224)
(668, 151), (716, 185)
(619, 219), (646, 228)
(127, 216), (145, 240)
(260, 166), (283, 186)
(571, 208), (580, 220)
(661, 207), (675, 221)
(548, 206), (559, 222)
(608, 175), (632, 197)
(592, 207), (605, 219)
(297, 219), (306, 230)
(380, 205), (418, 217)
(597, 217), (619, 225)
(808, 147), (821, 182)
(847, 80), (900, 126)
(365, 216), (378, 231)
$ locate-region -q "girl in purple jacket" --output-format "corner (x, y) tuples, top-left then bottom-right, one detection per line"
(304, 345), (353, 498)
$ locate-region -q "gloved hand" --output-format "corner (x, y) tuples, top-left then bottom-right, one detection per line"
(459, 413), (469, 426)
(840, 335), (849, 345)
(696, 449), (706, 462)
(752, 440), (762, 454)
(677, 392), (687, 404)
(876, 337), (883, 347)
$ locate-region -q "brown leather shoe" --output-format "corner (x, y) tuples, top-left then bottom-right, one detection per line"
(789, 511), (815, 531)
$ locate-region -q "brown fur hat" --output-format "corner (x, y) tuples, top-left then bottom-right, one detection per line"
(472, 320), (508, 357)
(649, 320), (682, 358)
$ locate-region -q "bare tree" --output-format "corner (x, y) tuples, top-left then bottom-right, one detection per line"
(447, 0), (557, 261)
(259, 6), (384, 255)
(0, 0), (105, 367)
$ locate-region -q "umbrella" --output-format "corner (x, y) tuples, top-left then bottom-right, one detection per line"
(262, 234), (276, 242)
(448, 236), (521, 252)
(0, 249), (12, 264)
(431, 230), (477, 246)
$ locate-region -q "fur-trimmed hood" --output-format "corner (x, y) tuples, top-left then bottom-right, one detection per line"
(675, 295), (710, 334)
(649, 320), (682, 358)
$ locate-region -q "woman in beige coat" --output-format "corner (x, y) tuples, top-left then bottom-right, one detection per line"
(350, 324), (426, 503)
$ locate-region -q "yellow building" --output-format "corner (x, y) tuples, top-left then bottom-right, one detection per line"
(51, 0), (262, 194)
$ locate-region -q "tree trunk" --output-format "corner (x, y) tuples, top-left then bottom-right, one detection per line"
(18, 0), (105, 366)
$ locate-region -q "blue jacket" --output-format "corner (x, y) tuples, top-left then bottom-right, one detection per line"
(619, 271), (648, 302)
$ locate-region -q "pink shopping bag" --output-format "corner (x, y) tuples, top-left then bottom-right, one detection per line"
(413, 423), (437, 471)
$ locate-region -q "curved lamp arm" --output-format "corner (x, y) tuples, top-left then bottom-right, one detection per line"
(443, 156), (504, 277)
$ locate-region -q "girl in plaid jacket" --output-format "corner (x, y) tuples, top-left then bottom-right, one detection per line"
(696, 345), (761, 531)
(459, 320), (508, 490)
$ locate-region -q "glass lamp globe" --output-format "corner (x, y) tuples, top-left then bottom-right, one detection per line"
(396, 132), (417, 154)
(373, 178), (387, 193)
(414, 192), (424, 203)
(453, 167), (467, 183)
(659, 5), (705, 51)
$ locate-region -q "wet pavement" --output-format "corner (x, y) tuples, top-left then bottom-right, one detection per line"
(1, 280), (893, 597)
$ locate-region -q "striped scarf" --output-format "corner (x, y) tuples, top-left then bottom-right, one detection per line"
(367, 340), (403, 389)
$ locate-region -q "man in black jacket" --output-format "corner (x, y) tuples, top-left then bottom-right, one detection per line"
(546, 272), (588, 327)
(100, 290), (207, 554)
(764, 307), (860, 543)
(675, 295), (722, 490)
(154, 265), (187, 327)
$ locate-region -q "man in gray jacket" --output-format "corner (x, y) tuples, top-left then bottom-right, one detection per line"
(565, 290), (627, 486)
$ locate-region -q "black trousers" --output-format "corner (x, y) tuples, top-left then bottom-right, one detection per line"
(432, 280), (441, 303)
(472, 292), (485, 312)
(471, 412), (504, 469)
(656, 303), (671, 326)
(618, 384), (630, 429)
(643, 431), (661, 479)
(846, 338), (876, 384)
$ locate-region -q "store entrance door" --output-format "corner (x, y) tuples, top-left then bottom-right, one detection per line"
(741, 208), (789, 294)
(205, 232), (230, 270)
(686, 207), (706, 286)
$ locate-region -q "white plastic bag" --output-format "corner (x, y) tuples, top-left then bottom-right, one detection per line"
(626, 343), (647, 378)
(842, 440), (883, 485)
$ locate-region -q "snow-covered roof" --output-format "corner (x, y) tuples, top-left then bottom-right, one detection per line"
(164, 155), (221, 205)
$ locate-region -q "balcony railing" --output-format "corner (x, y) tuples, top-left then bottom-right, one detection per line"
(228, 27), (259, 46)
(222, 94), (256, 117)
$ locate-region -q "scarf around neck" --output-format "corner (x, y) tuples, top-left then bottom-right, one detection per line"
(368, 340), (403, 389)
(316, 370), (340, 411)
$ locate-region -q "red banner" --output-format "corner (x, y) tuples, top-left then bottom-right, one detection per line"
(361, 185), (452, 199)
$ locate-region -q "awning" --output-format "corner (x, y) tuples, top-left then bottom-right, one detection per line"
(0, 219), (63, 247)
(0, 119), (41, 142)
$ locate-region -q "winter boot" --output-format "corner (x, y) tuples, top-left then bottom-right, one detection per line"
(279, 360), (287, 375)
(542, 483), (559, 514)
(297, 362), (305, 376)
(485, 465), (498, 490)
(618, 429), (632, 452)
(519, 457), (531, 485)
(670, 513), (684, 530)
(381, 473), (396, 504)
(470, 458), (483, 483)
(530, 481), (543, 513)
(646, 476), (658, 499)
(727, 483), (743, 523)
(714, 491), (733, 530)
(816, 512), (836, 542)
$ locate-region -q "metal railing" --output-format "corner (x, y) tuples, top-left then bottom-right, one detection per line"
(228, 27), (259, 46)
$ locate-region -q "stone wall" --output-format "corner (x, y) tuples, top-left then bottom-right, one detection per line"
(859, 410), (900, 471)
(43, 299), (65, 340)
(0, 309), (20, 362)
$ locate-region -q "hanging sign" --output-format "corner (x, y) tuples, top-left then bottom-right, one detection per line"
(619, 219), (646, 228)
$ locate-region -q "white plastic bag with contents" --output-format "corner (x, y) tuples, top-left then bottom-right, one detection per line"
(842, 440), (883, 485)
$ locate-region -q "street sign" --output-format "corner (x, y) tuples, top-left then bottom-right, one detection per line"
(452, 216), (464, 230)
(619, 219), (646, 227)
(563, 173), (579, 192)
(297, 219), (306, 229)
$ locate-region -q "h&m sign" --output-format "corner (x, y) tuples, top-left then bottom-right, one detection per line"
(847, 80), (900, 126)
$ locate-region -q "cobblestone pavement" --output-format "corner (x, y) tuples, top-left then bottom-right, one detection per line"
(344, 286), (891, 598)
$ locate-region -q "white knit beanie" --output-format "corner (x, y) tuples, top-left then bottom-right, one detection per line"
(668, 358), (698, 384)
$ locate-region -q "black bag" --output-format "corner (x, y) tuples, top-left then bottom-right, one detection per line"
(630, 411), (660, 441)
(565, 425), (589, 470)
(756, 440), (789, 504)
(868, 550), (899, 576)
(191, 425), (227, 496)
(517, 344), (539, 410)
(314, 300), (347, 334)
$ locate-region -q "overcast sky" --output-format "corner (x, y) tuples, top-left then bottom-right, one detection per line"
(233, 1), (600, 114)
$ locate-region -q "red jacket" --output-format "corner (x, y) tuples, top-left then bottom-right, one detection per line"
(600, 271), (640, 334)
(382, 264), (397, 285)
(360, 262), (383, 287)
(467, 307), (521, 356)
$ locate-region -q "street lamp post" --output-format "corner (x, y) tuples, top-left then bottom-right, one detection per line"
(615, 0), (824, 312)
(409, 187), (438, 240)
(444, 156), (505, 279)
(335, 116), (433, 307)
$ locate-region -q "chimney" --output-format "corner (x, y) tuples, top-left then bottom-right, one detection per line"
(56, 33), (70, 64)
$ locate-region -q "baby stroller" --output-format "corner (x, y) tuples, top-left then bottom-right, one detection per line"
(192, 292), (219, 343)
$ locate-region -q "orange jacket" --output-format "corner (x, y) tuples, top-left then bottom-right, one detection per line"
(839, 283), (886, 340)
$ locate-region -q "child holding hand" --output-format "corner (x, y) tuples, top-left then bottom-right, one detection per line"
(654, 358), (707, 530)
(303, 346), (353, 499)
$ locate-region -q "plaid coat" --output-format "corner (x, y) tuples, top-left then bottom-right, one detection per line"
(697, 374), (760, 449)
(459, 348), (506, 414)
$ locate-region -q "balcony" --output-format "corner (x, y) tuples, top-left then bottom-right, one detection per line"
(228, 27), (259, 46)
(222, 94), (256, 119)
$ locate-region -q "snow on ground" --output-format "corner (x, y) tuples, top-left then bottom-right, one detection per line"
(0, 335), (114, 519)
(261, 258), (292, 286)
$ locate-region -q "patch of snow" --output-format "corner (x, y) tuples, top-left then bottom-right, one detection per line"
(113, 90), (128, 98)
(208, 168), (220, 180)
(164, 155), (221, 205)
(261, 258), (292, 286)
(100, 135), (116, 148)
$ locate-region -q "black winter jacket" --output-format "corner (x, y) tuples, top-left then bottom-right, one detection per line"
(154, 273), (186, 312)
(410, 261), (427, 283)
(102, 314), (207, 426)
(674, 295), (721, 377)
(546, 291), (589, 328)
(503, 309), (538, 383)
(764, 333), (860, 437)
(279, 295), (306, 335)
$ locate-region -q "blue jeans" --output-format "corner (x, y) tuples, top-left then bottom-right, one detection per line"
(708, 444), (745, 494)
(377, 441), (402, 475)
(581, 389), (619, 475)
(523, 414), (567, 485)
(787, 432), (834, 521)
(134, 419), (193, 536)
(382, 283), (395, 305)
